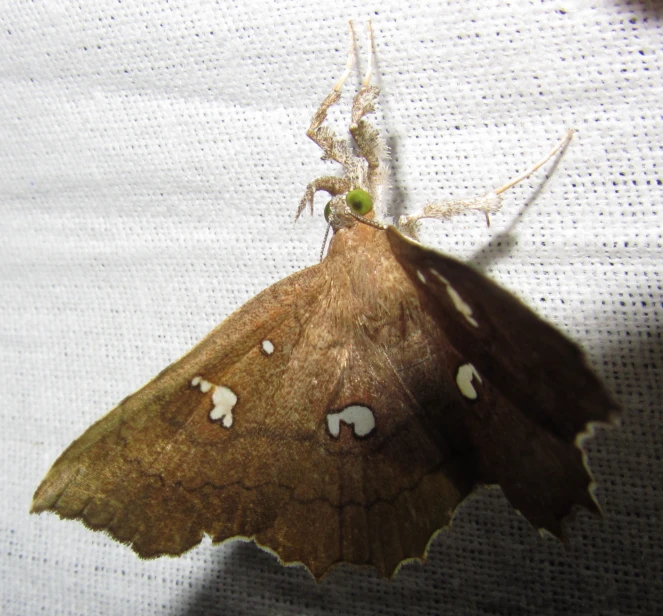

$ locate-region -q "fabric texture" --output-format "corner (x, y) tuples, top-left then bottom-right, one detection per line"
(2, 0), (661, 614)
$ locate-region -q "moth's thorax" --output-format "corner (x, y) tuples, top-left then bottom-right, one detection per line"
(324, 222), (409, 313)
(326, 217), (382, 258)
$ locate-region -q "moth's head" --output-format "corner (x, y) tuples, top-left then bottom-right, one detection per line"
(324, 188), (380, 232)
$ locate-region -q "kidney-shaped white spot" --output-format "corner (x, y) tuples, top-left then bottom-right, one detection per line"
(327, 405), (376, 439)
(456, 363), (482, 400)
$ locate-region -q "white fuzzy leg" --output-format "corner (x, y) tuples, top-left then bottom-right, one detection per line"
(398, 130), (574, 239)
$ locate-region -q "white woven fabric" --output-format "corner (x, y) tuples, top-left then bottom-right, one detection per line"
(2, 1), (661, 614)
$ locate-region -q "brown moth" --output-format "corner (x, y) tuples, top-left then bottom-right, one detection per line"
(32, 24), (619, 580)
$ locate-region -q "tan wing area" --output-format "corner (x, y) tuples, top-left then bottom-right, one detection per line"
(32, 222), (486, 579)
(31, 263), (335, 566)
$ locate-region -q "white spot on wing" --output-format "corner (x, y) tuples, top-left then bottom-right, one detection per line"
(417, 270), (426, 283)
(429, 269), (479, 327)
(261, 339), (275, 355)
(456, 363), (482, 399)
(191, 375), (237, 428)
(327, 405), (376, 438)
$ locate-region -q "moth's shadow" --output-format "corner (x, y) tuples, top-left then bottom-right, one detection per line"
(184, 530), (479, 615)
(184, 540), (393, 616)
(467, 133), (570, 274)
(384, 134), (408, 223)
(610, 0), (663, 16)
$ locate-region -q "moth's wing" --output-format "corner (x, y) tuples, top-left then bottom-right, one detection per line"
(32, 253), (467, 580)
(32, 226), (501, 580)
(387, 226), (619, 537)
(32, 224), (618, 580)
(31, 265), (335, 566)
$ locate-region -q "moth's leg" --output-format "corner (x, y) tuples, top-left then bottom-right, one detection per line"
(348, 23), (386, 187)
(296, 176), (351, 219)
(398, 130), (574, 239)
(398, 193), (504, 239)
(349, 86), (386, 188)
(304, 24), (356, 169)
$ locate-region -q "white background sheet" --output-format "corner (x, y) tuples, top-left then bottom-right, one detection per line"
(2, 1), (661, 614)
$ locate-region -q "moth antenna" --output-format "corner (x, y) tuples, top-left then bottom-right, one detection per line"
(494, 129), (574, 196)
(347, 209), (388, 230)
(334, 21), (357, 93)
(362, 20), (375, 87)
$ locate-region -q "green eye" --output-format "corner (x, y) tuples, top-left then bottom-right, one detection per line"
(324, 201), (332, 222)
(346, 189), (374, 216)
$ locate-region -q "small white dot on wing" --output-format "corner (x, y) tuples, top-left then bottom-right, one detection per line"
(456, 363), (482, 399)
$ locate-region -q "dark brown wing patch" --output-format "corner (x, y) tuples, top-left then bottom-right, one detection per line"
(387, 225), (619, 535)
